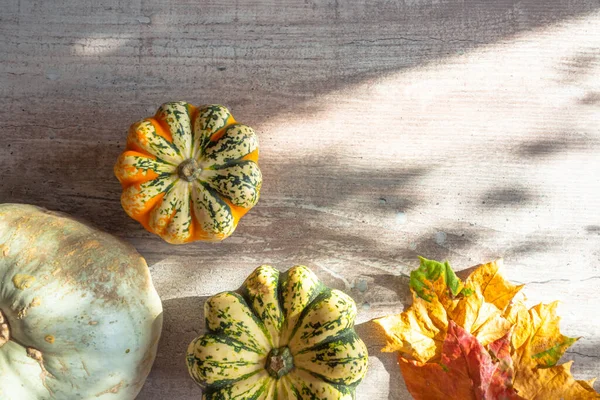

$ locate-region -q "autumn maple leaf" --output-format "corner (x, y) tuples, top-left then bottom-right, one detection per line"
(398, 321), (523, 400)
(374, 257), (600, 399)
(375, 258), (514, 363)
(505, 301), (598, 399)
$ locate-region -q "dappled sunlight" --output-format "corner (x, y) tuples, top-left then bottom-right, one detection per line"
(53, 8), (600, 395)
(261, 11), (600, 155)
(257, 11), (600, 278)
(137, 296), (205, 399)
(250, 19), (600, 389)
(72, 36), (129, 56)
(3, 1), (600, 398)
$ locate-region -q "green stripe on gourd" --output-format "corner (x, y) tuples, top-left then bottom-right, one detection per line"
(192, 183), (235, 236)
(273, 376), (294, 398)
(204, 292), (270, 355)
(288, 369), (354, 400)
(204, 124), (258, 165)
(202, 371), (273, 400)
(127, 119), (182, 164)
(148, 183), (193, 242)
(115, 153), (175, 182)
(193, 105), (233, 159)
(288, 289), (357, 353)
(279, 266), (326, 346)
(240, 265), (284, 348)
(295, 331), (369, 386)
(187, 265), (368, 399)
(156, 101), (194, 159)
(205, 160), (262, 208)
(186, 333), (263, 388)
(121, 174), (177, 217)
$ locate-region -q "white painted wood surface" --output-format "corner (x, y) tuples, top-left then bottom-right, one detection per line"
(1, 1), (599, 398)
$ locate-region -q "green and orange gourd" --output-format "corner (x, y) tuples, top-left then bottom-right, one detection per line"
(186, 264), (369, 399)
(114, 102), (262, 244)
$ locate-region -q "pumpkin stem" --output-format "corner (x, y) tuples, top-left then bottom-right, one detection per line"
(0, 309), (10, 348)
(177, 159), (202, 182)
(265, 346), (294, 379)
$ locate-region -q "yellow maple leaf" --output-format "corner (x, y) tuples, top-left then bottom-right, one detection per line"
(512, 347), (599, 399)
(449, 287), (513, 346)
(464, 259), (524, 311)
(375, 257), (600, 399)
(506, 301), (577, 368)
(505, 300), (598, 398)
(375, 258), (515, 362)
(448, 260), (521, 345)
(376, 288), (448, 363)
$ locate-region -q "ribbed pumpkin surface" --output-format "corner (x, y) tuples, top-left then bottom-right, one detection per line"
(114, 102), (262, 244)
(0, 204), (162, 399)
(187, 265), (369, 399)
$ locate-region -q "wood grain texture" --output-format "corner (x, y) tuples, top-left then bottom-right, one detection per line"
(1, 1), (600, 398)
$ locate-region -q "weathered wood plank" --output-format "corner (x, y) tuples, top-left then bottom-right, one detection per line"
(1, 1), (599, 399)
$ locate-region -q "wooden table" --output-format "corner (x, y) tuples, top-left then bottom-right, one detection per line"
(1, 1), (599, 398)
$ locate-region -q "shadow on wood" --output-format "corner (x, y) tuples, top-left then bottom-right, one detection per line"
(139, 296), (207, 400)
(355, 320), (410, 400)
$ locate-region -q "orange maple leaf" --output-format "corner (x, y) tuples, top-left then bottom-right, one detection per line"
(375, 258), (514, 362)
(398, 321), (523, 400)
(374, 257), (600, 399)
(505, 301), (598, 399)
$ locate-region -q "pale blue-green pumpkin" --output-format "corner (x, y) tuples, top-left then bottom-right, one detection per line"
(0, 204), (163, 399)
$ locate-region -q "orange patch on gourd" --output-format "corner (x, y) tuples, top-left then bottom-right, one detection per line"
(152, 207), (179, 236)
(148, 117), (174, 143)
(208, 116), (237, 142)
(185, 205), (233, 243)
(115, 103), (261, 244)
(114, 151), (160, 187)
(241, 148), (259, 164)
(124, 192), (166, 228)
(224, 198), (250, 222)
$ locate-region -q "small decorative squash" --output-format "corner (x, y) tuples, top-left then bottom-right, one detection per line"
(114, 102), (262, 244)
(0, 204), (163, 400)
(186, 265), (369, 399)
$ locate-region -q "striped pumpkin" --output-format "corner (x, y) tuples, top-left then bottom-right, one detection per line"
(186, 265), (369, 399)
(114, 102), (262, 244)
